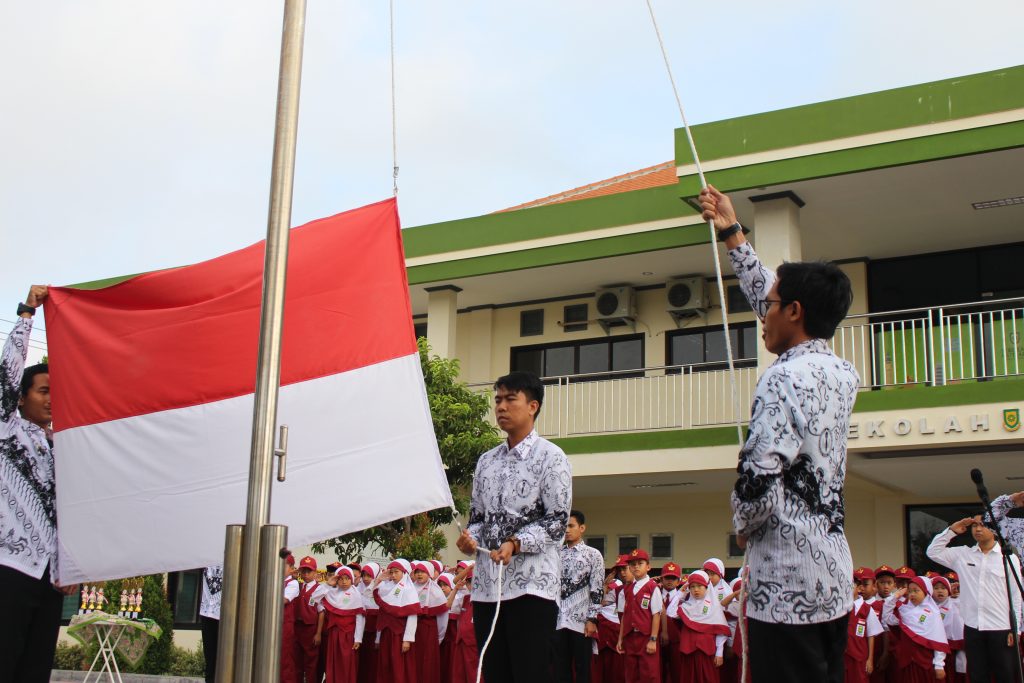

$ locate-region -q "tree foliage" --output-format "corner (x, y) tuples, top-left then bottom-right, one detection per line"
(312, 338), (500, 562)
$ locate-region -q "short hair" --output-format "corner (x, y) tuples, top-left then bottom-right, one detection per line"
(21, 363), (48, 397)
(569, 509), (585, 526)
(493, 371), (544, 418)
(775, 261), (853, 339)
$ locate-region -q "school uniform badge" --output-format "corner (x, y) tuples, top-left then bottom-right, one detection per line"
(1004, 408), (1020, 432)
(641, 597), (650, 610)
(855, 620), (866, 637)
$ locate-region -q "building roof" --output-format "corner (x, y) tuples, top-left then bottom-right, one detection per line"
(497, 161), (677, 212)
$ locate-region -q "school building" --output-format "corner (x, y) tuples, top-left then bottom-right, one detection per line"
(406, 65), (1024, 577)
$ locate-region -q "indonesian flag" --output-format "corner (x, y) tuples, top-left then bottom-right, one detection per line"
(45, 199), (452, 584)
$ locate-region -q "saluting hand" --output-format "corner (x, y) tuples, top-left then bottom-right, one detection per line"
(1010, 491), (1024, 508)
(950, 518), (975, 535)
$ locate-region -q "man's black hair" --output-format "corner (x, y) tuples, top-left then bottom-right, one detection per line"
(776, 261), (854, 339)
(570, 509), (585, 526)
(493, 371), (544, 418)
(21, 363), (48, 397)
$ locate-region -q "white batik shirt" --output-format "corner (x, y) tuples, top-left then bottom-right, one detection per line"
(200, 564), (223, 620)
(466, 430), (572, 604)
(556, 540), (605, 633)
(0, 318), (58, 583)
(728, 242), (860, 625)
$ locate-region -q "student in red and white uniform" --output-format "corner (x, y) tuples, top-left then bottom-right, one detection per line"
(319, 562), (342, 683)
(675, 570), (729, 683)
(658, 563), (683, 683)
(449, 566), (481, 683)
(295, 556), (330, 683)
(845, 572), (884, 683)
(701, 559), (730, 605)
(282, 554), (300, 683)
(930, 576), (965, 683)
(616, 549), (662, 683)
(893, 566), (916, 593)
(358, 562), (381, 683)
(437, 573), (457, 683)
(881, 576), (949, 682)
(373, 559), (420, 683)
(871, 565), (897, 683)
(595, 575), (624, 683)
(411, 561), (449, 683)
(321, 566), (366, 683)
(719, 577), (744, 683)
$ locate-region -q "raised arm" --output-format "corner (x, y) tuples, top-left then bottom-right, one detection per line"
(991, 493), (1024, 555)
(927, 519), (973, 570)
(2, 286), (47, 430)
(699, 186), (774, 313)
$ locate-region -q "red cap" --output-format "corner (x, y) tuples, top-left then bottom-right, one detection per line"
(853, 567), (876, 581)
(614, 554), (630, 568)
(908, 575), (930, 595)
(299, 556), (317, 571)
(285, 554), (296, 567)
(895, 566), (916, 579)
(931, 576), (952, 593)
(661, 562), (681, 579)
(628, 549), (650, 562)
(326, 562), (341, 573)
(945, 571), (959, 582)
(874, 565), (895, 578)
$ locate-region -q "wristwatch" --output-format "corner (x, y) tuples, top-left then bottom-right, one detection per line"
(17, 303), (36, 317)
(716, 222), (749, 242)
(648, 636), (657, 642)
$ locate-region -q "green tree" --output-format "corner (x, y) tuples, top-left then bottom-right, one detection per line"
(312, 338), (500, 562)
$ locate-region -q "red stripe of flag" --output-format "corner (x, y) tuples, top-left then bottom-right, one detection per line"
(45, 198), (415, 431)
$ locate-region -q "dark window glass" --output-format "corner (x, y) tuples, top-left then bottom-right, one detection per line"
(906, 504), (978, 574)
(742, 325), (757, 357)
(612, 338), (643, 371)
(667, 323), (756, 370)
(586, 536), (607, 559)
(651, 535), (672, 559)
(544, 346), (575, 377)
(579, 342), (609, 375)
(618, 535), (639, 556)
(520, 309), (544, 336)
(564, 304), (589, 333)
(513, 349), (543, 377)
(728, 534), (745, 558)
(705, 329), (741, 363)
(61, 594), (79, 620)
(727, 284), (751, 313)
(413, 321), (427, 340)
(671, 333), (703, 366)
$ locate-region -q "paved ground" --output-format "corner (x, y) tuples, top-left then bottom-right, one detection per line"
(51, 672), (203, 682)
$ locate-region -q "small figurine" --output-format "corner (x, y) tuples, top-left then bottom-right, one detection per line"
(134, 587), (143, 619)
(79, 585), (89, 615)
(97, 588), (107, 612)
(87, 585), (97, 613)
(119, 589), (129, 617)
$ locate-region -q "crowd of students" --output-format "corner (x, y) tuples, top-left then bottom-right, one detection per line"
(272, 543), (1024, 683)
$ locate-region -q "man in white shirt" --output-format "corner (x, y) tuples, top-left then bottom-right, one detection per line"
(927, 515), (1024, 682)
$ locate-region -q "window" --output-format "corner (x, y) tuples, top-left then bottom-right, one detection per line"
(563, 304), (589, 333)
(168, 569), (203, 628)
(651, 534), (672, 559)
(667, 323), (757, 370)
(726, 285), (751, 313)
(905, 504), (979, 574)
(586, 535), (607, 560)
(61, 594), (80, 622)
(413, 321), (427, 340)
(618, 535), (639, 556)
(511, 334), (644, 381)
(727, 534), (744, 558)
(520, 309), (544, 337)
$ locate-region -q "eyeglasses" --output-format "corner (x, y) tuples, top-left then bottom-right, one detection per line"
(755, 298), (792, 319)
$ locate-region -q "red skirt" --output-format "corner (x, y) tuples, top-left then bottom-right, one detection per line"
(282, 601), (298, 683)
(679, 650), (719, 683)
(376, 624), (416, 683)
(358, 612), (378, 683)
(325, 623), (358, 683)
(414, 615), (441, 683)
(844, 654), (870, 683)
(440, 615), (457, 683)
(451, 639), (482, 683)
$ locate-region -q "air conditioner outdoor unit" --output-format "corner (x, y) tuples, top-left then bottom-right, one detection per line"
(594, 286), (636, 332)
(666, 276), (709, 316)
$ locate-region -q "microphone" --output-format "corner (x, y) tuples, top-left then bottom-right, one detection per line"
(971, 468), (991, 506)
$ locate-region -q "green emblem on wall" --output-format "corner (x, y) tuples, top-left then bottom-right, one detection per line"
(1005, 408), (1020, 432)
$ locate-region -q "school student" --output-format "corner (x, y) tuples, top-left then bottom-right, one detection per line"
(675, 571), (730, 683)
(373, 559), (420, 683)
(358, 563), (381, 683)
(596, 576), (625, 683)
(411, 561), (449, 683)
(438, 573), (457, 683)
(616, 549), (662, 683)
(450, 567), (481, 683)
(659, 563), (683, 683)
(321, 566), (366, 683)
(845, 573), (884, 683)
(283, 554), (300, 683)
(295, 556), (329, 683)
(702, 559), (730, 604)
(719, 577), (744, 683)
(871, 565), (897, 683)
(881, 576), (949, 682)
(931, 576), (966, 683)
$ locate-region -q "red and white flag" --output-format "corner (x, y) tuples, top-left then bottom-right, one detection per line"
(45, 199), (452, 584)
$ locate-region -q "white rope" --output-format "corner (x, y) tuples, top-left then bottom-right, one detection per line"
(389, 0), (399, 196)
(476, 559), (504, 683)
(643, 2), (750, 679)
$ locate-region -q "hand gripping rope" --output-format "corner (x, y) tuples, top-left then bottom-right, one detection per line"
(643, 1), (751, 679)
(451, 506), (503, 683)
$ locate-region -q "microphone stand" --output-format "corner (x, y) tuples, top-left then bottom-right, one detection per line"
(976, 491), (1024, 683)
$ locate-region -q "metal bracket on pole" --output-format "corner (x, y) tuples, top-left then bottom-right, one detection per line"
(275, 425), (289, 482)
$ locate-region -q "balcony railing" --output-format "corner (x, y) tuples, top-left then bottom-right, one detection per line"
(469, 297), (1024, 439)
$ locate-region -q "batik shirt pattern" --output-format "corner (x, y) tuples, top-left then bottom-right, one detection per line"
(0, 317), (58, 582)
(200, 564), (223, 619)
(556, 541), (605, 633)
(467, 430), (572, 603)
(728, 242), (860, 625)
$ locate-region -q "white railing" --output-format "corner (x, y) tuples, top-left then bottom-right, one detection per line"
(832, 297), (1024, 388)
(471, 363), (758, 439)
(468, 298), (1024, 438)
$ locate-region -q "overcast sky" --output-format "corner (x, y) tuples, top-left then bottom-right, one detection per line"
(2, 0), (1022, 361)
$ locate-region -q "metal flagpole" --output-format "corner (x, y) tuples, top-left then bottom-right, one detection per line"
(221, 1), (307, 681)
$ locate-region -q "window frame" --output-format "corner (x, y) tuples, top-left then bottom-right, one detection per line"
(167, 568), (204, 630)
(520, 309), (545, 337)
(650, 533), (673, 560)
(617, 534), (639, 557)
(510, 333), (645, 382)
(585, 535), (607, 562)
(665, 322), (758, 372)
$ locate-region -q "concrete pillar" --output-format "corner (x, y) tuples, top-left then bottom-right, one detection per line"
(466, 307), (495, 383)
(750, 191), (804, 372)
(425, 285), (461, 359)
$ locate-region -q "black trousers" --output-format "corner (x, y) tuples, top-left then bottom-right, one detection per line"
(747, 614), (848, 683)
(552, 627), (592, 683)
(964, 625), (1019, 682)
(473, 594), (559, 683)
(0, 564), (65, 683)
(201, 615), (220, 683)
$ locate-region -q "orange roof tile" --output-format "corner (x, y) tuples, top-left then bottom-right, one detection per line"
(497, 161), (677, 212)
